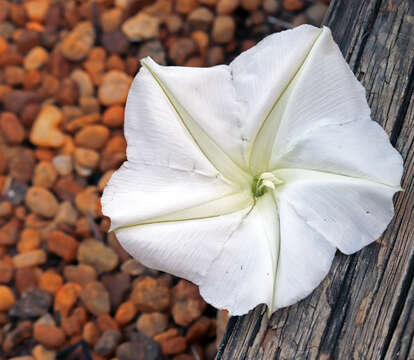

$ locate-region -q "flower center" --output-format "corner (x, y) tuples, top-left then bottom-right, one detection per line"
(253, 172), (283, 198)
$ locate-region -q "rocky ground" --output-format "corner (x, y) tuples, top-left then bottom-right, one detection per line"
(0, 0), (329, 359)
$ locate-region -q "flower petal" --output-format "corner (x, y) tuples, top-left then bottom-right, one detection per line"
(141, 57), (252, 183)
(114, 198), (278, 316)
(229, 24), (322, 173)
(102, 64), (252, 230)
(268, 27), (403, 187)
(274, 168), (399, 255)
(274, 198), (336, 309)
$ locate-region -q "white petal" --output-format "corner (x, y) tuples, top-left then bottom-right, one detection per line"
(102, 63), (252, 230)
(115, 198), (278, 316)
(229, 24), (322, 173)
(274, 168), (399, 255)
(141, 57), (252, 181)
(274, 198), (336, 309)
(267, 27), (402, 187)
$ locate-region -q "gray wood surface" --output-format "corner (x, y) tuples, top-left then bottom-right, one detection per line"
(216, 0), (414, 359)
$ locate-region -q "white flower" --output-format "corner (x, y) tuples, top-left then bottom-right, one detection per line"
(102, 25), (403, 316)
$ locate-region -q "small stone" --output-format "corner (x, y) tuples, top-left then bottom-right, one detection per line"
(4, 66), (25, 87)
(54, 282), (81, 316)
(75, 187), (100, 218)
(61, 307), (87, 336)
(121, 259), (146, 276)
(0, 112), (25, 145)
(61, 21), (95, 61)
(0, 259), (13, 283)
(30, 105), (65, 148)
(165, 14), (183, 33)
(98, 70), (132, 106)
(25, 187), (59, 218)
(10, 288), (52, 318)
(131, 276), (170, 312)
(80, 96), (100, 114)
(122, 13), (159, 41)
(176, 0), (199, 14)
(103, 105), (124, 128)
(136, 312), (168, 338)
(70, 69), (94, 97)
(159, 336), (187, 355)
(80, 281), (110, 316)
(186, 316), (210, 343)
(83, 321), (101, 345)
(306, 3), (328, 26)
(34, 324), (66, 348)
(2, 320), (32, 353)
(47, 230), (79, 262)
(169, 38), (196, 65)
(0, 217), (19, 245)
(13, 250), (47, 268)
(115, 301), (137, 326)
(0, 285), (16, 311)
(9, 356), (34, 360)
(282, 0), (304, 11)
(188, 7), (214, 30)
(74, 148), (100, 170)
(52, 155), (73, 176)
(54, 201), (78, 226)
(75, 125), (109, 149)
(171, 280), (206, 326)
(9, 150), (35, 183)
(212, 15), (235, 43)
(101, 272), (131, 309)
(15, 267), (39, 295)
(240, 0), (260, 10)
(17, 228), (41, 253)
(78, 239), (119, 273)
(38, 271), (63, 294)
(101, 31), (129, 55)
(33, 161), (57, 188)
(62, 263), (96, 287)
(263, 0), (279, 13)
(101, 8), (123, 33)
(116, 335), (162, 360)
(24, 46), (49, 70)
(94, 330), (121, 356)
(0, 201), (12, 217)
(216, 309), (229, 345)
(137, 40), (166, 65)
(24, 0), (50, 21)
(57, 78), (79, 105)
(216, 0), (239, 14)
(32, 344), (56, 360)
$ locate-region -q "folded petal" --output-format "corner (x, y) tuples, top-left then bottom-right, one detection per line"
(114, 198), (278, 316)
(141, 57), (252, 181)
(229, 24), (322, 173)
(267, 27), (403, 187)
(274, 198), (336, 309)
(273, 168), (399, 255)
(102, 63), (253, 230)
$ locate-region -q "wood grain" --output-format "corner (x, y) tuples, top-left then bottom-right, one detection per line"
(216, 0), (414, 359)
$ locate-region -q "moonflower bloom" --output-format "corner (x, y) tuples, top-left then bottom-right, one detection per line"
(102, 25), (403, 316)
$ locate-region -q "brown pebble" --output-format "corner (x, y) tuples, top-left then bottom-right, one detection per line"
(172, 280), (206, 326)
(34, 324), (66, 348)
(83, 321), (101, 345)
(282, 0), (304, 11)
(33, 161), (57, 188)
(98, 70), (132, 106)
(77, 239), (119, 273)
(25, 186), (59, 218)
(136, 312), (169, 338)
(0, 285), (16, 311)
(0, 259), (13, 283)
(38, 271), (63, 294)
(176, 0), (200, 14)
(115, 301), (137, 326)
(75, 125), (110, 150)
(30, 105), (65, 148)
(54, 282), (81, 316)
(80, 281), (110, 316)
(131, 276), (170, 312)
(0, 112), (25, 145)
(63, 264), (97, 286)
(212, 15), (235, 44)
(103, 105), (124, 128)
(61, 21), (95, 61)
(13, 250), (47, 268)
(17, 228), (41, 253)
(47, 230), (79, 262)
(186, 316), (211, 343)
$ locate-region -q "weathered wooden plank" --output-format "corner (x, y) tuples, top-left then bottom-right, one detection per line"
(216, 0), (414, 359)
